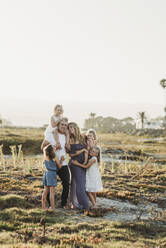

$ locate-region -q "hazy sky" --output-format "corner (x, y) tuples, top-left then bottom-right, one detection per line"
(0, 0), (166, 126)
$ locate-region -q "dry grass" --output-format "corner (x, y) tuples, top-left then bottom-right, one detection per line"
(0, 130), (166, 247)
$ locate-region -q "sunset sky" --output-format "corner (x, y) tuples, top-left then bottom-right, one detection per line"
(0, 0), (165, 127)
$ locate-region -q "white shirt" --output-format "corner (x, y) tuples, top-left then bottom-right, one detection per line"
(54, 133), (67, 166)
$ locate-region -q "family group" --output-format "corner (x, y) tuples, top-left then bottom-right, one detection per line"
(41, 104), (103, 210)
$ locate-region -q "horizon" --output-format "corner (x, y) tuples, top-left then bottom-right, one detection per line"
(0, 97), (164, 128)
(0, 1), (166, 128)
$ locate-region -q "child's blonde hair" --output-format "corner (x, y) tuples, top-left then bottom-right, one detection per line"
(86, 129), (97, 140)
(54, 104), (64, 114)
(90, 146), (101, 163)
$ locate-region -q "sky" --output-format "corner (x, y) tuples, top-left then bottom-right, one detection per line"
(0, 0), (166, 127)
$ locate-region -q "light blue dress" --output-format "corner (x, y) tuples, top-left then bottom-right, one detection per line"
(42, 160), (57, 186)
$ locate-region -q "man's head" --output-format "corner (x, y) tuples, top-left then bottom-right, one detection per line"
(58, 118), (68, 134)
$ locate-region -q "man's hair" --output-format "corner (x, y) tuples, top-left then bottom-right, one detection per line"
(61, 117), (68, 122)
(57, 117), (68, 129)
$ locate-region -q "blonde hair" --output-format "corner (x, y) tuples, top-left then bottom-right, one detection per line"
(90, 146), (101, 163)
(86, 129), (97, 140)
(54, 104), (64, 114)
(68, 122), (85, 144)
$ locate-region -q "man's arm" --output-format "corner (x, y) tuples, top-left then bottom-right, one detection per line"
(54, 156), (65, 169)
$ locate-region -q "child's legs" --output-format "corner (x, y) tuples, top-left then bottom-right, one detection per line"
(87, 192), (96, 207)
(54, 129), (59, 142)
(49, 186), (55, 209)
(92, 192), (96, 203)
(42, 186), (49, 209)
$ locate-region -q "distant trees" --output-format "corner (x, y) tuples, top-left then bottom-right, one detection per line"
(84, 114), (136, 133)
(160, 78), (166, 89)
(0, 115), (12, 127)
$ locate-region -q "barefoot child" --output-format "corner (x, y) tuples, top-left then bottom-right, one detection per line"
(72, 146), (103, 208)
(44, 104), (69, 150)
(42, 144), (64, 210)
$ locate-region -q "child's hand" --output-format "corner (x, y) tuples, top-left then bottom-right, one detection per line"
(65, 129), (69, 135)
(84, 149), (88, 153)
(56, 142), (62, 150)
(66, 143), (70, 152)
(61, 156), (65, 162)
(52, 146), (56, 153)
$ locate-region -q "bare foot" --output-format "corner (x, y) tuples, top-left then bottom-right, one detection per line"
(42, 207), (49, 211)
(62, 205), (68, 210)
(47, 208), (55, 212)
(70, 204), (77, 209)
(90, 205), (96, 209)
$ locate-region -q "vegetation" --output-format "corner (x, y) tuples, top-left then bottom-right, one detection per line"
(160, 78), (166, 128)
(0, 127), (44, 154)
(0, 130), (166, 247)
(84, 114), (136, 133)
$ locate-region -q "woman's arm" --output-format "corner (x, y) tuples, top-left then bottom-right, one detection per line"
(70, 148), (87, 157)
(83, 150), (88, 164)
(72, 158), (96, 169)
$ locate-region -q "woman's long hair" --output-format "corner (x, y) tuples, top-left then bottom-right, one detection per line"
(68, 122), (85, 144)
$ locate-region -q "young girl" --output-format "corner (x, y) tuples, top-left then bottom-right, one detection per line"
(72, 146), (103, 208)
(42, 144), (64, 210)
(44, 104), (69, 150)
(86, 129), (97, 151)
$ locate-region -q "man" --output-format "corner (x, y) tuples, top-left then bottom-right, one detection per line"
(41, 118), (70, 208)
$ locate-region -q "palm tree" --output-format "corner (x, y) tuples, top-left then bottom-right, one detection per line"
(138, 112), (146, 129)
(160, 78), (166, 89)
(160, 78), (166, 128)
(89, 112), (96, 119)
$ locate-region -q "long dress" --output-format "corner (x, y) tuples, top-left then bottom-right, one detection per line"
(69, 143), (89, 209)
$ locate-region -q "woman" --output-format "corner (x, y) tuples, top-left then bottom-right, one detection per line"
(68, 122), (89, 209)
